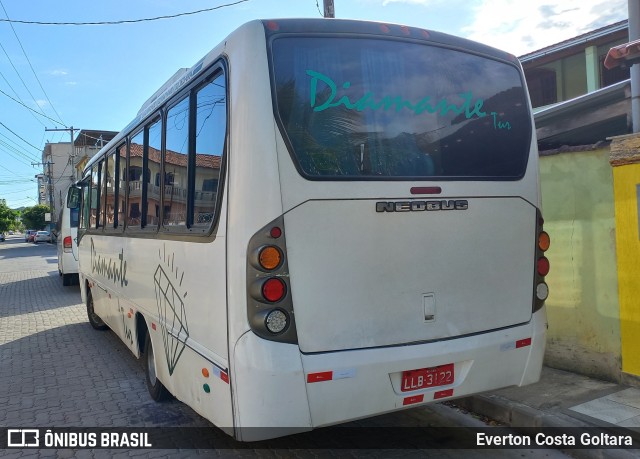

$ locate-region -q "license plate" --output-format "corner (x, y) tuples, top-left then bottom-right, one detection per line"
(401, 363), (454, 392)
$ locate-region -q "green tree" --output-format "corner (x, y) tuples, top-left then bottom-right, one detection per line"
(0, 201), (17, 233)
(21, 205), (50, 230)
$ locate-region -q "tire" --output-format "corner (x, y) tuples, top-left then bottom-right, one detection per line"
(143, 330), (170, 401)
(62, 273), (73, 286)
(86, 289), (108, 330)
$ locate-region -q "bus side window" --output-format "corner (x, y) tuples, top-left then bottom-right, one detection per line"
(90, 165), (100, 229)
(145, 117), (162, 229)
(80, 178), (90, 231)
(98, 157), (107, 229)
(117, 144), (126, 227)
(128, 130), (144, 228)
(192, 73), (226, 229)
(164, 96), (189, 228)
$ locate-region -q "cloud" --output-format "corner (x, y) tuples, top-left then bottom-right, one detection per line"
(461, 0), (627, 56)
(35, 99), (48, 108)
(49, 69), (68, 76)
(65, 81), (77, 86)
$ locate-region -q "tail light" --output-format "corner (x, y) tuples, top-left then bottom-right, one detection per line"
(63, 236), (73, 253)
(533, 212), (550, 312)
(246, 217), (297, 344)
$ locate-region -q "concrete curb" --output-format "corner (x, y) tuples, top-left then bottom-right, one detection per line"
(456, 394), (640, 459)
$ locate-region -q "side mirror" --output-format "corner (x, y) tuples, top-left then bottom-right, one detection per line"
(67, 186), (81, 209)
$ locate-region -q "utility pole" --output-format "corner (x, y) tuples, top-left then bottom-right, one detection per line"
(323, 0), (335, 18)
(45, 126), (77, 180)
(31, 160), (54, 218)
(43, 126), (77, 224)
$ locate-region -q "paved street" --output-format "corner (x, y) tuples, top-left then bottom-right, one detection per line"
(0, 234), (571, 458)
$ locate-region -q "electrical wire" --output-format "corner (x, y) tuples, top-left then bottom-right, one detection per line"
(0, 0), (249, 26)
(0, 121), (43, 151)
(0, 87), (66, 126)
(0, 69), (48, 128)
(0, 40), (55, 124)
(0, 0), (66, 126)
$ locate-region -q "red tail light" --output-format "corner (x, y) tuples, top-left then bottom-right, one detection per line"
(247, 216), (297, 343)
(262, 278), (286, 303)
(534, 211), (550, 311)
(63, 236), (72, 252)
(537, 257), (550, 276)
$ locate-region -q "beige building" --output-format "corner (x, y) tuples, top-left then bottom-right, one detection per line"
(40, 129), (117, 222)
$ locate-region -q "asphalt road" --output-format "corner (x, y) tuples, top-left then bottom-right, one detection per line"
(0, 233), (571, 458)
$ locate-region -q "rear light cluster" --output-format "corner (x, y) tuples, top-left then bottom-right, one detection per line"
(63, 236), (73, 253)
(246, 217), (297, 343)
(534, 211), (550, 312)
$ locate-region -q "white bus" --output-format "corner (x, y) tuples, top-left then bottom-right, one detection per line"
(75, 18), (550, 441)
(57, 194), (80, 286)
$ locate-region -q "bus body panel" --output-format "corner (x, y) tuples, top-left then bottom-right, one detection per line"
(283, 197), (536, 353)
(57, 205), (79, 279)
(75, 18), (548, 440)
(78, 184), (233, 428)
(232, 332), (311, 440)
(299, 308), (546, 428)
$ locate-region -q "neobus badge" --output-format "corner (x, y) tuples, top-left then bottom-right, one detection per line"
(376, 200), (469, 212)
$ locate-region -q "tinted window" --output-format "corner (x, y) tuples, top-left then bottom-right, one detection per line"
(128, 130), (144, 227)
(193, 74), (226, 228)
(146, 117), (162, 228)
(117, 145), (126, 227)
(164, 96), (190, 227)
(70, 207), (79, 228)
(272, 37), (530, 179)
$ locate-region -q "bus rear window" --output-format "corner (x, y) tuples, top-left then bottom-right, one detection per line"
(70, 207), (79, 228)
(271, 37), (531, 180)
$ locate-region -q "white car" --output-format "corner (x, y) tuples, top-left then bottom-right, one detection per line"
(33, 231), (51, 243)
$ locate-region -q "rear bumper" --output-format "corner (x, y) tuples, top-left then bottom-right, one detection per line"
(301, 308), (546, 427)
(232, 308), (546, 436)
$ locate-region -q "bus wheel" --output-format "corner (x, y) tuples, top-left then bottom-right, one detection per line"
(86, 289), (108, 330)
(62, 273), (73, 286)
(144, 331), (169, 401)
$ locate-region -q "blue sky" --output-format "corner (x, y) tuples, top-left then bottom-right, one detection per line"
(0, 0), (628, 208)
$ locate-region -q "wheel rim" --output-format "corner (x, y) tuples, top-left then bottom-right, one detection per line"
(147, 339), (157, 385)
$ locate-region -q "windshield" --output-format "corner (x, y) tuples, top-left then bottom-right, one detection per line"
(271, 37), (531, 180)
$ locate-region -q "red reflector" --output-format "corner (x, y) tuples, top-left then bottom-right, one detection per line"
(434, 389), (454, 399)
(410, 186), (442, 195)
(220, 372), (229, 384)
(421, 30), (431, 39)
(307, 371), (333, 383)
(516, 338), (532, 348)
(262, 278), (286, 302)
(151, 323), (156, 331)
(403, 394), (424, 406)
(270, 227), (282, 239)
(63, 236), (72, 249)
(380, 24), (391, 33)
(400, 25), (410, 36)
(266, 21), (279, 31)
(537, 257), (550, 276)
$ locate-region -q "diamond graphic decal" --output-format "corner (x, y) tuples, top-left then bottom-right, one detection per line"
(154, 262), (189, 375)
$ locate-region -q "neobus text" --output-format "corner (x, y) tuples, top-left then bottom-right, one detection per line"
(376, 200), (469, 212)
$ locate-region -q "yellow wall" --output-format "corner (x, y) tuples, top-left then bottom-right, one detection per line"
(614, 163), (640, 377)
(540, 148), (621, 381)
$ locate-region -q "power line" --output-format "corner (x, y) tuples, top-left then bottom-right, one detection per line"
(0, 0), (249, 26)
(0, 0), (65, 126)
(0, 121), (42, 151)
(0, 40), (54, 124)
(0, 69), (48, 128)
(0, 87), (66, 125)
